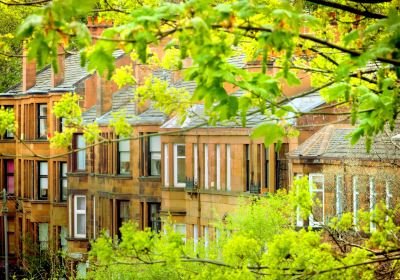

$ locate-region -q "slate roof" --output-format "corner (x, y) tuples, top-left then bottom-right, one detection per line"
(2, 50), (124, 96)
(162, 93), (325, 129)
(290, 124), (400, 160)
(84, 85), (167, 126)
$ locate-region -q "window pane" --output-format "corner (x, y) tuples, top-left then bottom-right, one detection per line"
(119, 152), (130, 174)
(177, 145), (185, 157)
(119, 201), (130, 222)
(76, 214), (86, 235)
(312, 192), (324, 223)
(61, 179), (67, 201)
(60, 227), (68, 250)
(151, 152), (161, 176)
(39, 178), (48, 198)
(39, 104), (47, 116)
(177, 158), (186, 183)
(39, 119), (47, 138)
(39, 162), (48, 175)
(118, 139), (130, 152)
(7, 176), (14, 194)
(7, 160), (14, 173)
(77, 150), (86, 170)
(77, 135), (85, 148)
(76, 196), (86, 211)
(61, 162), (67, 177)
(6, 130), (14, 138)
(150, 136), (161, 152)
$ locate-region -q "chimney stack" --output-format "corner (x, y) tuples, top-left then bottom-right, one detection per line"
(51, 45), (65, 87)
(96, 74), (113, 117)
(87, 16), (113, 43)
(22, 49), (36, 92)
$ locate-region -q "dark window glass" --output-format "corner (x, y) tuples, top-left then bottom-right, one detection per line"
(38, 104), (47, 139)
(60, 162), (67, 202)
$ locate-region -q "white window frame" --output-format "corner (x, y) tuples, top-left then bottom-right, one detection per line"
(173, 144), (186, 187)
(164, 144), (169, 187)
(216, 144), (221, 190)
(193, 224), (198, 249)
(204, 226), (209, 248)
(93, 196), (96, 239)
(309, 173), (325, 227)
(336, 175), (343, 217)
(386, 180), (392, 209)
(194, 144), (198, 185)
(38, 223), (49, 250)
(226, 144), (231, 191)
(204, 144), (209, 189)
(353, 176), (359, 225)
(74, 195), (87, 238)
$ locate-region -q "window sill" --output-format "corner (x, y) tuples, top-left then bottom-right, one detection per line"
(30, 200), (50, 204)
(161, 187), (186, 192)
(91, 173), (133, 180)
(68, 172), (88, 177)
(0, 139), (15, 142)
(25, 139), (49, 143)
(66, 237), (89, 242)
(139, 176), (161, 182)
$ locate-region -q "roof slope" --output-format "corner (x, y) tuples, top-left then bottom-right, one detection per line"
(290, 124), (400, 161)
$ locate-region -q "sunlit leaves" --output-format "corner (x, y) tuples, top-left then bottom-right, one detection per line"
(0, 106), (15, 137)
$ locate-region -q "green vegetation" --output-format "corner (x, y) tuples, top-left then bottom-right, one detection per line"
(87, 177), (400, 279)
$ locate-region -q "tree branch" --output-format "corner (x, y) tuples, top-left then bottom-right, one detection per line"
(305, 0), (386, 19)
(0, 0), (50, 6)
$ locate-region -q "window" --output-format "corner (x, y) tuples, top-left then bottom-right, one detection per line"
(117, 201), (130, 237)
(60, 162), (67, 202)
(204, 226), (209, 248)
(216, 144), (221, 190)
(295, 174), (304, 227)
(38, 223), (49, 250)
(353, 176), (359, 225)
(193, 144), (198, 185)
(148, 203), (161, 233)
(386, 181), (392, 209)
(74, 195), (86, 238)
(164, 144), (169, 187)
(193, 224), (198, 248)
(173, 144), (186, 187)
(149, 136), (161, 176)
(4, 106), (14, 139)
(245, 144), (250, 191)
(309, 173), (324, 227)
(5, 160), (14, 194)
(37, 104), (48, 139)
(370, 177), (376, 231)
(264, 146), (269, 188)
(204, 144), (208, 189)
(60, 226), (68, 251)
(336, 175), (344, 217)
(118, 139), (130, 175)
(59, 117), (66, 132)
(174, 224), (186, 242)
(38, 161), (48, 199)
(75, 134), (86, 171)
(226, 145), (231, 191)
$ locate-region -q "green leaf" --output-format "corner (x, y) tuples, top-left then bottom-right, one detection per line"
(343, 30), (359, 47)
(251, 123), (285, 147)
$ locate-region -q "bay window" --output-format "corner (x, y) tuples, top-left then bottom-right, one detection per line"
(74, 195), (86, 238)
(173, 144), (186, 187)
(164, 144), (169, 187)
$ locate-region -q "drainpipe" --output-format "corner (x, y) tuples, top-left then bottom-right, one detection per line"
(2, 189), (9, 280)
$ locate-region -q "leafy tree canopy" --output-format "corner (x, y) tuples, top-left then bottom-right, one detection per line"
(0, 0), (398, 150)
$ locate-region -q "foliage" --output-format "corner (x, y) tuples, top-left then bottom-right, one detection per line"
(6, 0), (398, 150)
(87, 177), (400, 279)
(0, 105), (15, 137)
